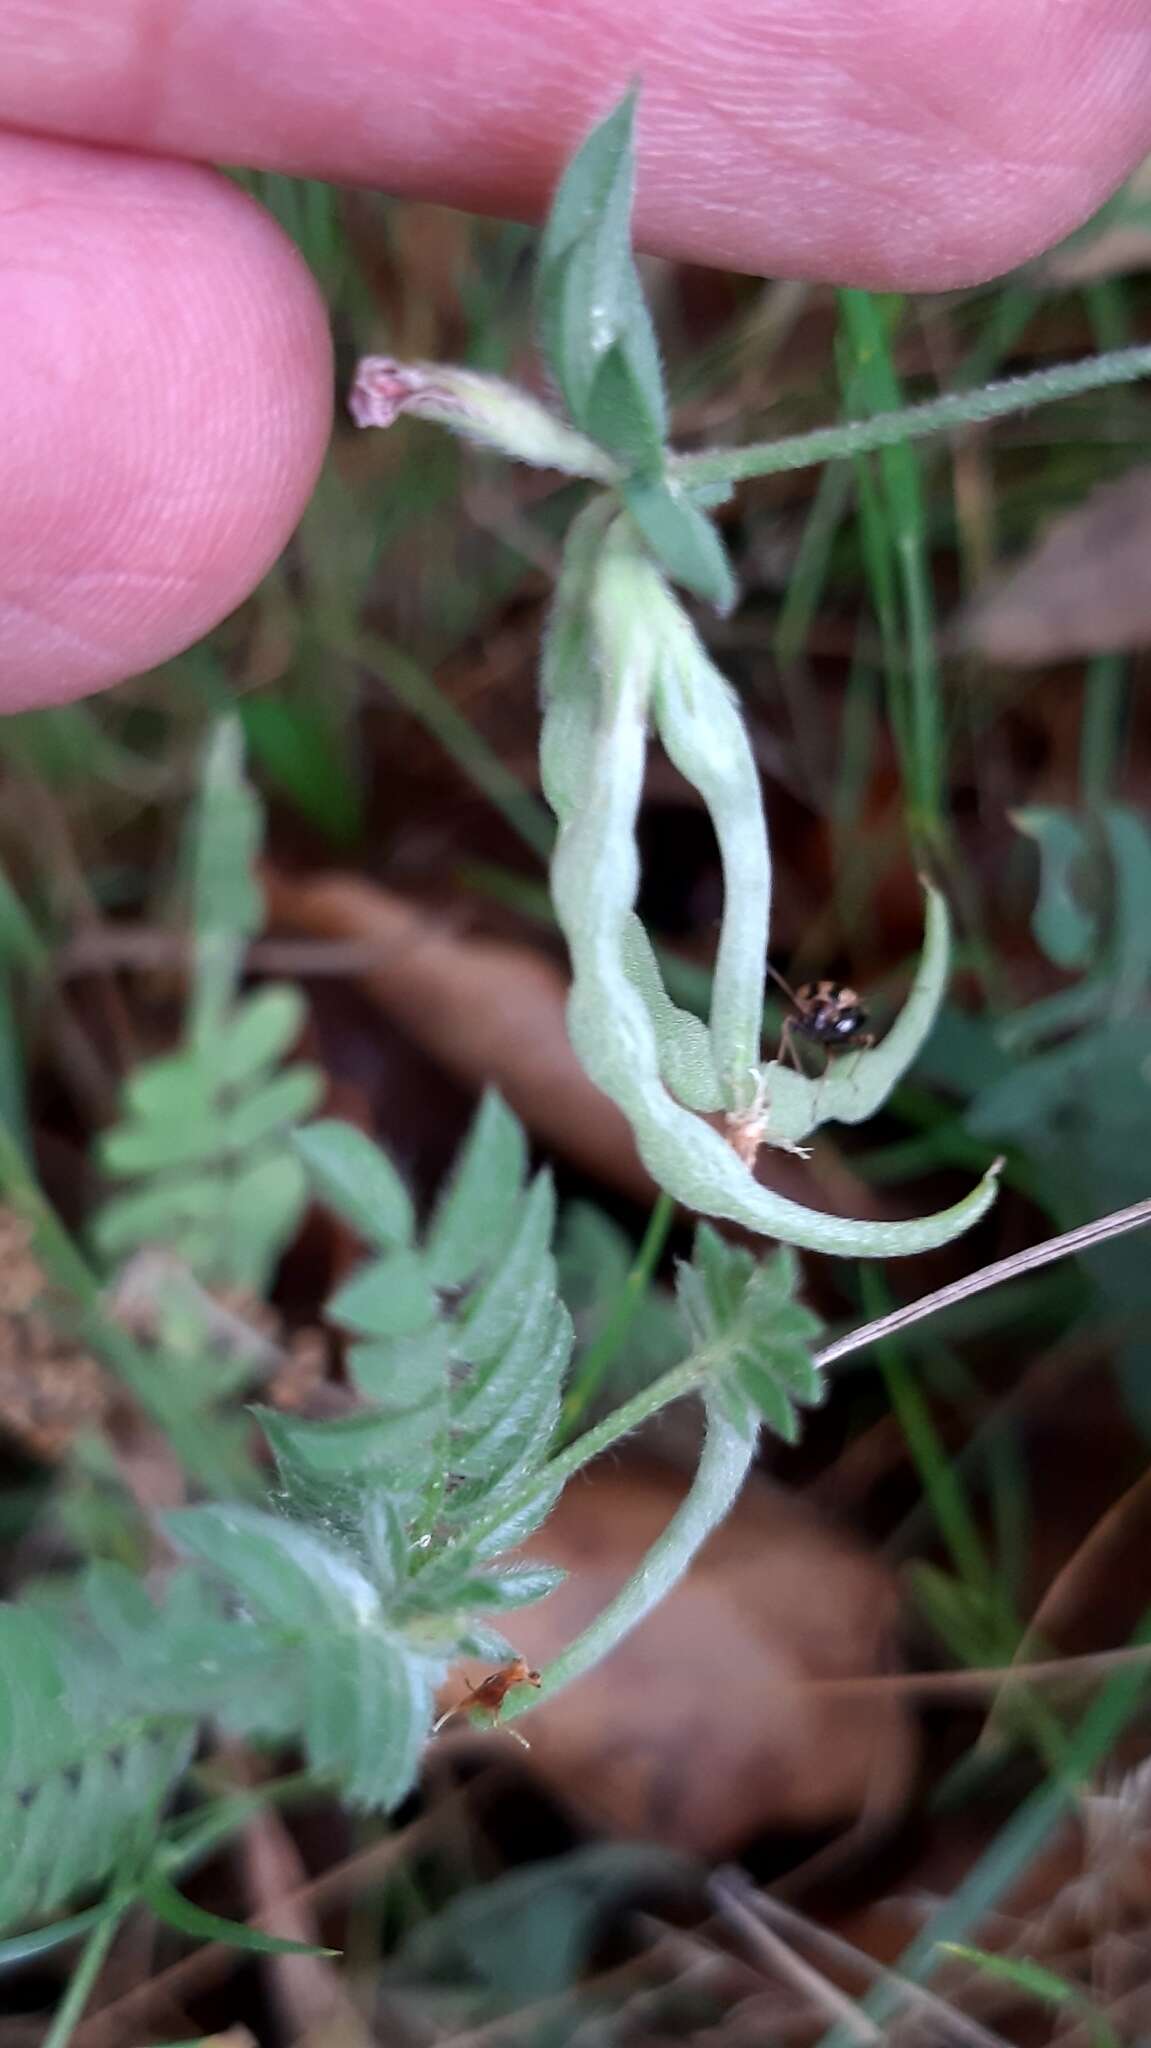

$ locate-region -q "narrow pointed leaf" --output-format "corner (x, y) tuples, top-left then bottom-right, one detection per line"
(621, 474), (737, 613)
(294, 1119), (415, 1248)
(142, 1872), (338, 1955)
(425, 1091), (526, 1287)
(328, 1249), (436, 1338)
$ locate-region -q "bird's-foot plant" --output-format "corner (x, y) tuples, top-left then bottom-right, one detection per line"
(6, 86), (1151, 2017)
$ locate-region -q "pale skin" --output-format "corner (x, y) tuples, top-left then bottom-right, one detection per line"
(4, 0), (1151, 710)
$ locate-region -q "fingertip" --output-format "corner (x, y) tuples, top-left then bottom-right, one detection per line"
(0, 135), (332, 707)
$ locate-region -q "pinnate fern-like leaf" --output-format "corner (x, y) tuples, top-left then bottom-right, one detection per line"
(0, 1587), (197, 1936)
(92, 720), (321, 1294)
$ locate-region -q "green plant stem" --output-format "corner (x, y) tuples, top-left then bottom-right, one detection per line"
(504, 1398), (756, 1723)
(543, 1346), (710, 1493)
(1080, 652), (1126, 806)
(41, 1900), (126, 2048)
(558, 1189), (676, 1438)
(672, 344), (1151, 491)
(838, 291), (943, 846)
(0, 1121), (256, 1499)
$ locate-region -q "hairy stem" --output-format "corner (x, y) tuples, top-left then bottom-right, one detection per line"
(557, 1188), (677, 1438)
(672, 344), (1151, 491)
(505, 1398), (756, 1722)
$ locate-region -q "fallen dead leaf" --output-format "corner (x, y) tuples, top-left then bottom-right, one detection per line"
(264, 870), (653, 1199)
(437, 1453), (913, 1858)
(957, 466), (1151, 665)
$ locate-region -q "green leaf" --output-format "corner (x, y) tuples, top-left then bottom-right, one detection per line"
(0, 1898), (124, 1971)
(583, 332), (665, 471)
(734, 1355), (799, 1443)
(239, 694), (363, 846)
(221, 1067), (323, 1151)
(454, 1283), (571, 1436)
(460, 1470), (564, 1556)
(303, 1629), (435, 1808)
(394, 1843), (694, 2003)
(91, 1176), (222, 1263)
(458, 1172), (555, 1363)
(621, 474), (737, 613)
(166, 1505), (380, 1633)
(811, 880), (953, 1131)
(538, 89), (639, 274)
(535, 89), (667, 451)
(471, 1563), (566, 1610)
(295, 1118), (416, 1249)
(425, 1091), (526, 1287)
(1012, 808), (1098, 969)
(216, 986), (307, 1088)
(122, 1053), (213, 1126)
(142, 1871), (338, 1956)
(328, 1248), (437, 1338)
(218, 1148), (309, 1289)
(0, 1604), (195, 1936)
(254, 1402), (442, 1501)
(348, 1327), (448, 1405)
(676, 1230), (824, 1446)
(100, 1109), (223, 1177)
(362, 1494), (410, 1594)
(619, 916), (723, 1111)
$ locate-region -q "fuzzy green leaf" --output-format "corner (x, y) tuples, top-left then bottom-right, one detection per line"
(676, 1232), (825, 1445)
(583, 331), (666, 471)
(458, 1171), (556, 1364)
(424, 1090), (527, 1287)
(621, 474), (737, 613)
(100, 1110), (224, 1177)
(347, 1327), (449, 1405)
(255, 1402), (443, 1503)
(166, 1505), (380, 1633)
(294, 1118), (416, 1249)
(328, 1248), (437, 1338)
(302, 1631), (435, 1810)
(1012, 808), (1098, 970)
(535, 90), (667, 451)
(91, 1173), (225, 1258)
(216, 986), (307, 1088)
(457, 1470), (564, 1556)
(0, 1603), (194, 1936)
(221, 1067), (323, 1151)
(219, 1148), (309, 1289)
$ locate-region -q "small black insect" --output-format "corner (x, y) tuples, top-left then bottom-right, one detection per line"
(767, 967), (872, 1073)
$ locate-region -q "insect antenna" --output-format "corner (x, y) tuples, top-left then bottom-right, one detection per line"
(765, 961), (802, 1006)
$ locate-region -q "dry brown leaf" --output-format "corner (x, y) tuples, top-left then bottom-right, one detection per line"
(264, 870), (654, 1199)
(438, 1453), (913, 1857)
(957, 466), (1151, 665)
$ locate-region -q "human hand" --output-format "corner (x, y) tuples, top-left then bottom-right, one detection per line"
(4, 0), (1149, 708)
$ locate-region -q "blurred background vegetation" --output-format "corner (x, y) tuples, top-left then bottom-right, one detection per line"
(4, 155), (1151, 2047)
